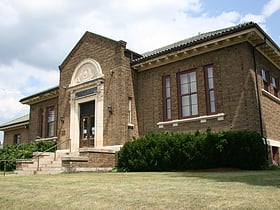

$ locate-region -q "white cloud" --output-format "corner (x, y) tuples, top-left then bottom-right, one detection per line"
(242, 14), (265, 23)
(0, 60), (58, 95)
(0, 0), (19, 26)
(0, 60), (58, 137)
(0, 89), (28, 120)
(241, 0), (280, 28)
(0, 59), (58, 142)
(262, 0), (280, 17)
(73, 0), (239, 53)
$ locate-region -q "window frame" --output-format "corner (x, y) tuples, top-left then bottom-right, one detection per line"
(46, 106), (56, 137)
(204, 65), (217, 115)
(271, 76), (279, 98)
(38, 108), (44, 137)
(261, 69), (269, 92)
(163, 75), (172, 121)
(14, 134), (21, 144)
(177, 69), (199, 119)
(128, 97), (133, 125)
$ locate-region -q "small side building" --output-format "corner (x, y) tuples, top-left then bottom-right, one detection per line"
(0, 114), (29, 146)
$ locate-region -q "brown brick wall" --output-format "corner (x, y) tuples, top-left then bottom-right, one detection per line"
(255, 50), (280, 140)
(3, 126), (29, 146)
(136, 42), (261, 135)
(5, 34), (280, 153)
(58, 33), (139, 149)
(62, 151), (116, 168)
(29, 97), (58, 141)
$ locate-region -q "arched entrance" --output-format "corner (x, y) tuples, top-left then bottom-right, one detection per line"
(69, 59), (104, 152)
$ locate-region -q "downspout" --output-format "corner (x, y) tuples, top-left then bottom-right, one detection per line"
(252, 39), (268, 160)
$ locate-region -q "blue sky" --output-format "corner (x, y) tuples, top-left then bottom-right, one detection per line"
(0, 0), (280, 143)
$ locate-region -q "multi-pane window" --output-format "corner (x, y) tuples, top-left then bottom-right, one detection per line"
(38, 108), (44, 137)
(128, 97), (132, 124)
(14, 134), (21, 144)
(204, 65), (217, 114)
(178, 71), (198, 118)
(261, 69), (269, 91)
(47, 106), (55, 137)
(271, 76), (279, 97)
(163, 76), (172, 121)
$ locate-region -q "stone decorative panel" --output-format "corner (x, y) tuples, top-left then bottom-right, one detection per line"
(70, 59), (103, 87)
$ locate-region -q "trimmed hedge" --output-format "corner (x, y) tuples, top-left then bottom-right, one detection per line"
(117, 131), (267, 171)
(0, 141), (56, 171)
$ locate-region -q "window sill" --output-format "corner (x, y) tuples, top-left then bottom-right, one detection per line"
(262, 89), (280, 104)
(157, 113), (225, 128)
(34, 136), (58, 142)
(128, 123), (134, 129)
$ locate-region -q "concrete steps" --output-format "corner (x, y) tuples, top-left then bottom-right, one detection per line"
(14, 147), (118, 175)
(15, 152), (64, 175)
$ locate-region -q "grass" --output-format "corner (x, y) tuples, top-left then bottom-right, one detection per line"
(1, 170), (280, 209)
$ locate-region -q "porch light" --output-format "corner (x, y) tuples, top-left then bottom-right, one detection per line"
(108, 106), (113, 114)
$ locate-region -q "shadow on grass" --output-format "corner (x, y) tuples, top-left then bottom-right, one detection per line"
(170, 169), (280, 188)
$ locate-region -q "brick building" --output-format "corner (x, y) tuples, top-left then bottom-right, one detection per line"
(1, 22), (280, 166)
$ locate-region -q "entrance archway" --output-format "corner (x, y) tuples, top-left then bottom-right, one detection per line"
(69, 59), (104, 152)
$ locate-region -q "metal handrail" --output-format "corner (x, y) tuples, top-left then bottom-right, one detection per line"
(0, 159), (15, 176)
(0, 138), (71, 174)
(33, 138), (71, 171)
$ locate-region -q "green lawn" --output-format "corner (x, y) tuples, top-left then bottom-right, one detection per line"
(1, 170), (280, 209)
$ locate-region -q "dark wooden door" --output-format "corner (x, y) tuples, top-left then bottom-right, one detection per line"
(79, 101), (95, 148)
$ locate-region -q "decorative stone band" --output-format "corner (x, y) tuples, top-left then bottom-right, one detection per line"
(262, 89), (280, 104)
(266, 138), (280, 147)
(157, 113), (225, 128)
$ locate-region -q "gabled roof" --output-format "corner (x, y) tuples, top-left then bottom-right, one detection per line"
(59, 31), (133, 70)
(0, 114), (29, 131)
(131, 22), (280, 70)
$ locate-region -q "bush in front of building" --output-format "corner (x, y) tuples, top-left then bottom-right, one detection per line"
(117, 130), (267, 171)
(0, 141), (56, 171)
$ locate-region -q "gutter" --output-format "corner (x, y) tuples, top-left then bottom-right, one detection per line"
(252, 39), (268, 160)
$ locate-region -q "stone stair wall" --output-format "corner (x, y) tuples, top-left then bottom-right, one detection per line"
(15, 147), (118, 175)
(62, 149), (117, 172)
(16, 152), (64, 175)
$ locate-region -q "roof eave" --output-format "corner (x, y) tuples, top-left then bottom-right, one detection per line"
(20, 86), (59, 105)
(132, 24), (280, 71)
(0, 121), (29, 131)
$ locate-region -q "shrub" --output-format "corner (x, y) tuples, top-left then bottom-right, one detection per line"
(0, 141), (56, 171)
(117, 130), (267, 171)
(220, 131), (267, 169)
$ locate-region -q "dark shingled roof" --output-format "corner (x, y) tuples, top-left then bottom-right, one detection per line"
(131, 22), (261, 64)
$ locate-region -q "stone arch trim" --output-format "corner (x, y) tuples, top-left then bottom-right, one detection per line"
(70, 59), (103, 87)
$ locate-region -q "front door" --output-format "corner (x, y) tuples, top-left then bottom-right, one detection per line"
(79, 101), (95, 148)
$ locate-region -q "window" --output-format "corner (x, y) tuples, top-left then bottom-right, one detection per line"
(271, 76), (279, 97)
(261, 69), (269, 91)
(38, 108), (44, 137)
(47, 106), (55, 137)
(178, 70), (198, 118)
(128, 97), (132, 125)
(204, 65), (217, 114)
(14, 134), (21, 144)
(163, 76), (172, 121)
